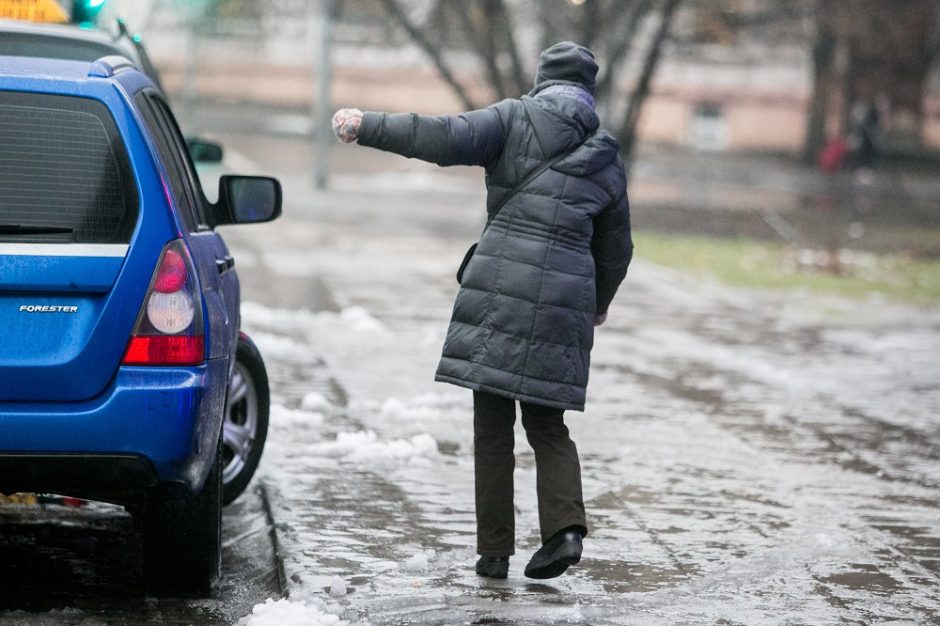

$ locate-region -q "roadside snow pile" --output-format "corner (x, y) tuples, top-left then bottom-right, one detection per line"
(329, 575), (347, 596)
(270, 403), (325, 429)
(248, 331), (308, 361)
(301, 391), (332, 412)
(378, 392), (467, 422)
(308, 430), (439, 466)
(242, 302), (387, 335)
(237, 598), (346, 626)
(401, 549), (436, 573)
(336, 306), (386, 333)
(362, 393), (475, 453)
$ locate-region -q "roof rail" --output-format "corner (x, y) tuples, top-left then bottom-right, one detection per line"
(88, 55), (136, 78)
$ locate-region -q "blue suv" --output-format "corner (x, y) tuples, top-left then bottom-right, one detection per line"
(0, 54), (281, 594)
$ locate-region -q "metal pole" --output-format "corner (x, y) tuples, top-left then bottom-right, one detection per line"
(314, 0), (335, 190)
(182, 0), (209, 119)
(182, 14), (200, 117)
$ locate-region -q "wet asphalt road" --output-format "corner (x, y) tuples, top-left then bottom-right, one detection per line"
(0, 486), (282, 625)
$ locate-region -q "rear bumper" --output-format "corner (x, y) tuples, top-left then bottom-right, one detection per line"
(0, 360), (228, 502)
(0, 454), (157, 506)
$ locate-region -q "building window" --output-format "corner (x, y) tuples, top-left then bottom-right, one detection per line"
(688, 102), (730, 151)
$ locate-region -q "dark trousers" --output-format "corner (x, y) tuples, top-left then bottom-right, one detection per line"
(473, 390), (587, 556)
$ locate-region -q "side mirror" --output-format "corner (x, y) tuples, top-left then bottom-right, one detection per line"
(187, 137), (224, 163)
(214, 175), (282, 226)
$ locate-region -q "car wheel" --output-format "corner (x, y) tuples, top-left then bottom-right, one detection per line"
(142, 431), (223, 596)
(222, 335), (270, 505)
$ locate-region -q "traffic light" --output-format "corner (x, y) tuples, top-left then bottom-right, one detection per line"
(71, 0), (106, 25)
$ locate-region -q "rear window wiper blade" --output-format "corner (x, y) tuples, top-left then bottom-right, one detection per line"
(0, 224), (74, 235)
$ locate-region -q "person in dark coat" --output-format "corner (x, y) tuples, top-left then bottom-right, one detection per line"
(332, 41), (633, 580)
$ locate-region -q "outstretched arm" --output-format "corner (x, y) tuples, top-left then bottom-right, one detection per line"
(336, 105), (507, 169)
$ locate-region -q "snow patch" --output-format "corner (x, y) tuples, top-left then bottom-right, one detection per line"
(242, 302), (387, 336)
(379, 397), (409, 420)
(308, 430), (439, 467)
(237, 598), (345, 626)
(301, 391), (332, 412)
(249, 331), (308, 361)
(377, 392), (468, 421)
(402, 549), (436, 573)
(271, 404), (325, 428)
(338, 306), (386, 332)
(329, 575), (347, 596)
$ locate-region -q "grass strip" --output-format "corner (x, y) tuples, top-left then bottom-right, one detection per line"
(634, 232), (940, 304)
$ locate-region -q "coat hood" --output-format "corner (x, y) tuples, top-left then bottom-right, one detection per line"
(553, 131), (621, 177)
(521, 94), (619, 177)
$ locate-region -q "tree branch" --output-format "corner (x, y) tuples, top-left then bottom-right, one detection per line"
(717, 3), (814, 30)
(595, 0), (654, 105)
(580, 0), (600, 49)
(536, 0), (563, 51)
(452, 0), (507, 100)
(376, 0), (479, 110)
(618, 0), (683, 161)
(491, 0), (530, 96)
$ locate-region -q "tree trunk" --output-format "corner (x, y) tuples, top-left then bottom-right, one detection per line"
(377, 0), (479, 110)
(452, 0), (507, 100)
(802, 8), (836, 163)
(536, 0), (562, 51)
(618, 0), (682, 163)
(580, 0), (599, 49)
(491, 0), (530, 96)
(594, 0), (654, 106)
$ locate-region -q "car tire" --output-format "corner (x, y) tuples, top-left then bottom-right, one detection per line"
(142, 432), (223, 596)
(222, 335), (270, 505)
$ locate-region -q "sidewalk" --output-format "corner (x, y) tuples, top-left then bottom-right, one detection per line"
(220, 170), (940, 624)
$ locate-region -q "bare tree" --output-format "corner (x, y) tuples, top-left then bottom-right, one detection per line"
(372, 0), (684, 164)
(658, 0), (940, 160)
(803, 0), (940, 159)
(374, 0), (478, 110)
(620, 0), (681, 159)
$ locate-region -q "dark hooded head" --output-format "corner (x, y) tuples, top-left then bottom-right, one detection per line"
(532, 41), (598, 95)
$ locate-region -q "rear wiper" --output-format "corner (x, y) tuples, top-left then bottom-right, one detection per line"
(0, 224), (74, 235)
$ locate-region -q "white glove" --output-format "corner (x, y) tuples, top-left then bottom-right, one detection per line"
(332, 108), (363, 143)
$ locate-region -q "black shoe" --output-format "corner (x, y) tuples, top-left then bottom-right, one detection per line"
(524, 528), (583, 579)
(475, 555), (510, 579)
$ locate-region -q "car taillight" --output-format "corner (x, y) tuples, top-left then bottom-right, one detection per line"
(147, 291), (195, 334)
(123, 240), (204, 366)
(153, 248), (187, 293)
(123, 336), (204, 365)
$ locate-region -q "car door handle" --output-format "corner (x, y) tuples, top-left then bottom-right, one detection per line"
(216, 256), (235, 274)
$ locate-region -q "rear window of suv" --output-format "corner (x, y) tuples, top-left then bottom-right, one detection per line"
(0, 91), (138, 243)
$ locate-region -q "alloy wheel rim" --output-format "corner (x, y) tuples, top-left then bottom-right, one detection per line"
(223, 361), (258, 485)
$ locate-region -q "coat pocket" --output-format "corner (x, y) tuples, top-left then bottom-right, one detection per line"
(456, 242), (478, 284)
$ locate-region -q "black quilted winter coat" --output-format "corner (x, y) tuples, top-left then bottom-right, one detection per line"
(357, 89), (632, 411)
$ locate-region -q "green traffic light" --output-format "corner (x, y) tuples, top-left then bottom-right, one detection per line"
(72, 0), (107, 25)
